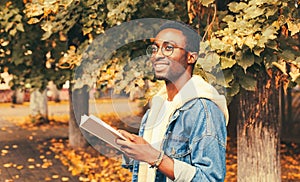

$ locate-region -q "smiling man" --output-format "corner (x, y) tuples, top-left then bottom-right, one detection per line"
(116, 21), (229, 182)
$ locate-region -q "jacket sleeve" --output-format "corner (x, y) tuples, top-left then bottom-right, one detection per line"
(191, 99), (227, 182)
(173, 99), (227, 182)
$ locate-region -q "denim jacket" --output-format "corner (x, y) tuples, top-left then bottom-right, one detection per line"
(126, 98), (227, 182)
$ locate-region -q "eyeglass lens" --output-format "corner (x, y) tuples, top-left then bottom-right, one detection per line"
(146, 42), (175, 57)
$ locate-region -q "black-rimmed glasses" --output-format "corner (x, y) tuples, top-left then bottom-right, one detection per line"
(146, 41), (186, 57)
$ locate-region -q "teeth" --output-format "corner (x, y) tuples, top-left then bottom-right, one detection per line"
(155, 64), (168, 69)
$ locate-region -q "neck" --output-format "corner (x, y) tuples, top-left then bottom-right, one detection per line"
(165, 72), (192, 101)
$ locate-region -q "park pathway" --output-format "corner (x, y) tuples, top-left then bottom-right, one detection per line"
(0, 120), (80, 182)
(0, 99), (141, 182)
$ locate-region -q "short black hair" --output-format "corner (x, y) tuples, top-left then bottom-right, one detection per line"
(156, 21), (201, 53)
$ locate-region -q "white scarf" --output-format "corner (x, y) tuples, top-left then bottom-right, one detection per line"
(138, 75), (229, 182)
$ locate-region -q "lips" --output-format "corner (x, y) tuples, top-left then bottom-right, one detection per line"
(153, 61), (169, 71)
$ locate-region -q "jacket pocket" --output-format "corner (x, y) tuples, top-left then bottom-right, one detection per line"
(164, 133), (191, 159)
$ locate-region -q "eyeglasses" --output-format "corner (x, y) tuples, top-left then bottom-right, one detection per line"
(146, 41), (186, 57)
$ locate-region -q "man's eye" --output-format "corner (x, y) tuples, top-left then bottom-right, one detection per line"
(165, 44), (174, 50)
(152, 46), (158, 52)
(165, 45), (174, 51)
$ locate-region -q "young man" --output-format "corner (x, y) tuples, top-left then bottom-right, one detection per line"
(116, 21), (229, 182)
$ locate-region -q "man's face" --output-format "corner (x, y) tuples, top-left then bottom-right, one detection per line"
(150, 28), (189, 82)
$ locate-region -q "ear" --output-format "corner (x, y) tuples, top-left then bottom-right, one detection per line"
(187, 52), (198, 65)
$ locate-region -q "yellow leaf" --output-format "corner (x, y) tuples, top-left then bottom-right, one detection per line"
(27, 158), (35, 162)
(1, 41), (10, 46)
(16, 165), (24, 170)
(27, 17), (40, 24)
(1, 150), (8, 154)
(245, 35), (257, 49)
(12, 145), (18, 149)
(287, 19), (300, 36)
(290, 72), (300, 82)
(52, 174), (59, 179)
(272, 62), (287, 74)
(44, 177), (51, 181)
(3, 163), (13, 168)
(28, 165), (35, 169)
(61, 177), (69, 181)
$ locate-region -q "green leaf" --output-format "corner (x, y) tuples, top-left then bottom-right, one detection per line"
(280, 50), (295, 61)
(197, 52), (220, 72)
(200, 0), (215, 7)
(265, 6), (278, 18)
(227, 81), (240, 97)
(239, 75), (257, 91)
(228, 2), (248, 13)
(224, 69), (234, 87)
(265, 40), (278, 51)
(237, 52), (255, 72)
(294, 77), (300, 85)
(253, 47), (264, 56)
(244, 6), (265, 20)
(222, 15), (234, 23)
(220, 56), (236, 69)
(210, 37), (233, 53)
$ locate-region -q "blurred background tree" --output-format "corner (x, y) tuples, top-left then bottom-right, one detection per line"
(1, 0), (299, 181)
(0, 0), (69, 123)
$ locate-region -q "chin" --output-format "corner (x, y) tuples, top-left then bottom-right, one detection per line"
(154, 73), (168, 81)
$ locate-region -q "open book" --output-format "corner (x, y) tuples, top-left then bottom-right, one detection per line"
(80, 114), (126, 151)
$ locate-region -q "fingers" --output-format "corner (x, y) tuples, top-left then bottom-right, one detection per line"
(116, 139), (134, 157)
(116, 138), (130, 146)
(118, 129), (136, 141)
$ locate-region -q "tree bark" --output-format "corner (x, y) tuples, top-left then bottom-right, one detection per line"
(69, 85), (89, 148)
(29, 89), (48, 123)
(12, 88), (24, 104)
(237, 69), (281, 182)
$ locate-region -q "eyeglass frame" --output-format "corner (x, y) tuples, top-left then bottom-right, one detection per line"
(146, 41), (186, 57)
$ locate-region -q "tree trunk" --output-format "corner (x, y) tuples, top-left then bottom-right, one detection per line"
(237, 69), (281, 182)
(12, 88), (24, 104)
(69, 85), (89, 148)
(29, 89), (48, 123)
